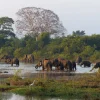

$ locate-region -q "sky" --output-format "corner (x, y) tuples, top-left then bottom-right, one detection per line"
(0, 0), (100, 36)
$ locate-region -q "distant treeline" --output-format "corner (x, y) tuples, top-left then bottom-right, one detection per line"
(0, 32), (100, 62)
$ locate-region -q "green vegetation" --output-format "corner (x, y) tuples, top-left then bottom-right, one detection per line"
(0, 11), (100, 99)
(0, 16), (100, 62)
(0, 71), (100, 99)
(0, 30), (100, 62)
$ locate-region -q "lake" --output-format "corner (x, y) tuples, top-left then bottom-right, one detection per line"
(0, 62), (98, 76)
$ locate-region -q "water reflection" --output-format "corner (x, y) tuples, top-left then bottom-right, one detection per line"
(0, 93), (68, 100)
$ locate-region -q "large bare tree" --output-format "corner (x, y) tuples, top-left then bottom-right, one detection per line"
(16, 7), (66, 37)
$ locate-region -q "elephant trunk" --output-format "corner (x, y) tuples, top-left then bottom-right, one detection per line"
(35, 65), (38, 69)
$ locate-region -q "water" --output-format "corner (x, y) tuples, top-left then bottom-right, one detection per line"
(0, 93), (77, 100)
(0, 62), (98, 76)
(0, 62), (42, 78)
(0, 63), (98, 100)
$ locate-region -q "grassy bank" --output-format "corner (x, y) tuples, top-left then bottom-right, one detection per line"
(0, 71), (100, 99)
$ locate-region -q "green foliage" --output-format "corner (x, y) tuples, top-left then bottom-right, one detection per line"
(14, 48), (24, 58)
(2, 75), (100, 99)
(90, 51), (100, 61)
(32, 51), (42, 59)
(0, 30), (15, 38)
(0, 30), (100, 61)
(37, 32), (50, 48)
(6, 69), (22, 85)
(0, 34), (6, 47)
(0, 46), (14, 56)
(13, 69), (22, 81)
(80, 46), (95, 60)
(73, 30), (85, 36)
(0, 17), (15, 38)
(0, 17), (14, 30)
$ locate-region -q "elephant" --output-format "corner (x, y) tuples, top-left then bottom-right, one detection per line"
(23, 54), (34, 63)
(72, 61), (76, 71)
(90, 62), (100, 71)
(11, 58), (19, 66)
(0, 55), (13, 61)
(80, 60), (91, 67)
(35, 59), (52, 71)
(53, 58), (73, 71)
(52, 58), (61, 70)
(0, 55), (19, 66)
(76, 56), (82, 65)
(0, 55), (13, 63)
(57, 58), (66, 71)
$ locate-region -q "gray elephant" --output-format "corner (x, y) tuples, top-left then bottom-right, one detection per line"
(90, 62), (100, 71)
(80, 61), (91, 67)
(23, 54), (34, 63)
(35, 59), (52, 71)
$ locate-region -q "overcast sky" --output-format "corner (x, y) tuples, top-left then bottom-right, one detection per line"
(0, 0), (100, 35)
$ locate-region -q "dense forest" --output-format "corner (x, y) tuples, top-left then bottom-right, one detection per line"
(0, 14), (100, 62)
(0, 31), (100, 62)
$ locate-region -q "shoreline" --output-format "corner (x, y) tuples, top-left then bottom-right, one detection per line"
(0, 71), (96, 79)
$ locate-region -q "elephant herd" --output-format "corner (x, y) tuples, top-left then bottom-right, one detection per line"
(35, 58), (77, 71)
(35, 57), (100, 72)
(0, 54), (34, 67)
(22, 54), (34, 63)
(0, 55), (100, 72)
(0, 55), (19, 66)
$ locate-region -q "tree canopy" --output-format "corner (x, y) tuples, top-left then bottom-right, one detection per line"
(73, 30), (85, 36)
(16, 7), (66, 37)
(0, 17), (15, 38)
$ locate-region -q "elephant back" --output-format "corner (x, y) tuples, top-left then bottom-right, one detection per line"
(43, 59), (52, 70)
(27, 54), (34, 59)
(12, 58), (18, 62)
(60, 59), (67, 65)
(59, 59), (67, 69)
(52, 58), (59, 67)
(23, 54), (34, 63)
(43, 59), (49, 68)
(80, 60), (91, 67)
